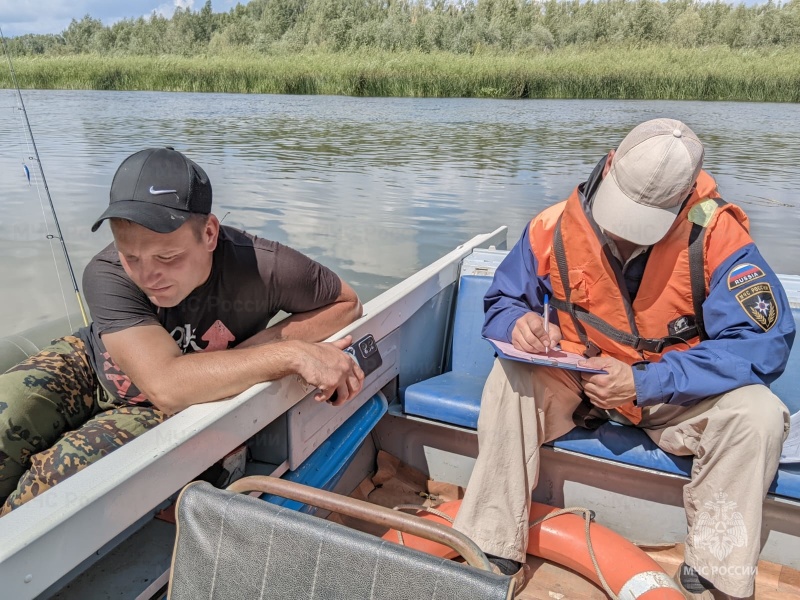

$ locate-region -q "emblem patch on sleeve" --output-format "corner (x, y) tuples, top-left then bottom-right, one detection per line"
(727, 263), (765, 289)
(735, 283), (778, 331)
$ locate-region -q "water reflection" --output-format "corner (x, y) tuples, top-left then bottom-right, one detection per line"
(1, 91), (798, 334)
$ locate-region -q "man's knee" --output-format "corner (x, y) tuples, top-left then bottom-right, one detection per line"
(0, 340), (97, 426)
(0, 372), (53, 498)
(0, 448), (24, 503)
(0, 441), (87, 515)
(715, 385), (789, 443)
(481, 358), (570, 412)
(488, 358), (578, 398)
(0, 406), (165, 515)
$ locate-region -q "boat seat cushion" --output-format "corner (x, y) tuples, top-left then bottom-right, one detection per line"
(404, 372), (486, 429)
(404, 275), (496, 425)
(170, 481), (514, 600)
(552, 421), (800, 500)
(0, 335), (41, 374)
(0, 315), (79, 374)
(403, 274), (800, 502)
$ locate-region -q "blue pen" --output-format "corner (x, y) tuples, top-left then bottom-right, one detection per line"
(543, 293), (550, 355)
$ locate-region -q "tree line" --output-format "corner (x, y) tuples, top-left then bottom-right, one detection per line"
(7, 0), (800, 57)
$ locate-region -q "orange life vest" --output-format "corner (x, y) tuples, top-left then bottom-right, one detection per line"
(528, 170), (752, 423)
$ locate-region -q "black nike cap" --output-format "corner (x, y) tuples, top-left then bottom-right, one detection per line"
(91, 147), (212, 233)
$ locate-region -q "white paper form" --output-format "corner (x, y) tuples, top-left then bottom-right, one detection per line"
(780, 411), (800, 464)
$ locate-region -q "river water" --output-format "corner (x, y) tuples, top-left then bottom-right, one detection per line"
(1, 91), (798, 334)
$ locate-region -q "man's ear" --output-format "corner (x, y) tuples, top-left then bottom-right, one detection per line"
(204, 214), (220, 252)
(602, 149), (615, 178)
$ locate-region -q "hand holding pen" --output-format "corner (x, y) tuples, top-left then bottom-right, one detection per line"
(509, 302), (562, 355)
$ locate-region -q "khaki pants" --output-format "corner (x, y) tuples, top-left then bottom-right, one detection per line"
(453, 358), (790, 598)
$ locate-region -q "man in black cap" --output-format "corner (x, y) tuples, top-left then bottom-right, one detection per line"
(0, 148), (364, 514)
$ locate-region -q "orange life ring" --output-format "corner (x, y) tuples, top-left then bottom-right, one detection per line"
(382, 500), (683, 599)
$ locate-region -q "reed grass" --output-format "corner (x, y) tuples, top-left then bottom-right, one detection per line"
(3, 47), (800, 102)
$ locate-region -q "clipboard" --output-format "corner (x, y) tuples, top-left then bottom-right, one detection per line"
(484, 338), (608, 375)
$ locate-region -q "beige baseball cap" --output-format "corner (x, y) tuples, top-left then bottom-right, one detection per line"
(592, 118), (704, 246)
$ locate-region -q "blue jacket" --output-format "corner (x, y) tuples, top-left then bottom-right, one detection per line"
(483, 197), (795, 408)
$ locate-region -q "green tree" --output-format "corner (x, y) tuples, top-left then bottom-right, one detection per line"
(514, 24), (555, 51)
(698, 0), (732, 43)
(260, 0), (309, 42)
(5, 33), (66, 56)
(718, 4), (751, 48)
(673, 8), (703, 47)
(5, 0), (800, 58)
(626, 0), (669, 44)
(779, 0), (800, 45)
(63, 15), (104, 53)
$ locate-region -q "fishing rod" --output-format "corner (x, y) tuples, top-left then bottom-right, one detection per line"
(0, 26), (89, 327)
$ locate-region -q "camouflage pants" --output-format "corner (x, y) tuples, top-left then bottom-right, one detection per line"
(0, 335), (165, 516)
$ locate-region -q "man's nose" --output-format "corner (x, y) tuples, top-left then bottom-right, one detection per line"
(139, 260), (163, 285)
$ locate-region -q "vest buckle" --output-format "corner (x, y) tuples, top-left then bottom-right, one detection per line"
(583, 342), (601, 358)
(634, 337), (666, 353)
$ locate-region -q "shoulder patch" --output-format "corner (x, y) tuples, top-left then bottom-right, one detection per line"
(688, 198), (719, 227)
(727, 263), (765, 290)
(735, 283), (778, 331)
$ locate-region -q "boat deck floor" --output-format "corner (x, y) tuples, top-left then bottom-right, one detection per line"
(517, 544), (800, 599)
(334, 451), (800, 600)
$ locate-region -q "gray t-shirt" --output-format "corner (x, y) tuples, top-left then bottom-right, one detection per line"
(78, 226), (342, 405)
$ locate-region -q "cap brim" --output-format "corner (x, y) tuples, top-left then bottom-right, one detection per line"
(91, 200), (191, 234)
(592, 172), (682, 246)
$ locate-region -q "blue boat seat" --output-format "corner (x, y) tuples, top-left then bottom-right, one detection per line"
(403, 274), (800, 502)
(405, 276), (496, 428)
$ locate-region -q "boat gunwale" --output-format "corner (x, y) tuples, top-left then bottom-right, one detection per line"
(0, 227), (508, 600)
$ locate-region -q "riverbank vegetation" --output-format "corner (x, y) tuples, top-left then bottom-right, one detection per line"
(5, 48), (800, 101)
(3, 0), (800, 101)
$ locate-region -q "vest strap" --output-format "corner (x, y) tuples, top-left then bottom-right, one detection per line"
(687, 198), (726, 342)
(549, 298), (698, 353)
(553, 216), (591, 352)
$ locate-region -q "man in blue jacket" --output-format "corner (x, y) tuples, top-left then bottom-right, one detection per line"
(453, 119), (794, 599)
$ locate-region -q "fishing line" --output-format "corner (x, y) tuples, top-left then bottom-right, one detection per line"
(1, 26), (89, 328)
(740, 195), (794, 209)
(11, 92), (75, 331)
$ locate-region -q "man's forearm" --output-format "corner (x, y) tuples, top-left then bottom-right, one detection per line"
(236, 299), (362, 349)
(153, 299), (362, 412)
(147, 341), (305, 414)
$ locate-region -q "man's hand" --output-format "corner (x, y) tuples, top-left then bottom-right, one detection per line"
(293, 336), (365, 405)
(579, 356), (637, 409)
(511, 312), (562, 354)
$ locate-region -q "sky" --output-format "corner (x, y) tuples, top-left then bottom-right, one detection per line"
(0, 0), (241, 38)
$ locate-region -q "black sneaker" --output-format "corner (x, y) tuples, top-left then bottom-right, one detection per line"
(486, 554), (528, 594)
(674, 562), (715, 599)
(487, 555), (522, 576)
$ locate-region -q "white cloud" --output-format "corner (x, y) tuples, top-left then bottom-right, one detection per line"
(154, 0), (196, 19)
(156, 0), (195, 17)
(0, 0), (227, 37)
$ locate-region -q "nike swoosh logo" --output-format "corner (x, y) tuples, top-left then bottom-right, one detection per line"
(149, 186), (177, 195)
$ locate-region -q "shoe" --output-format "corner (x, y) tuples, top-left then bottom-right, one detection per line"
(673, 563), (714, 600)
(487, 555), (528, 595)
(673, 563), (755, 600)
